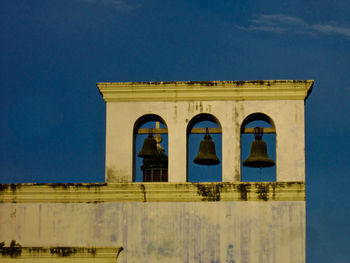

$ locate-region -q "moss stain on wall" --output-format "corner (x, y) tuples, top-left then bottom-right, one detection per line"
(0, 240), (22, 258)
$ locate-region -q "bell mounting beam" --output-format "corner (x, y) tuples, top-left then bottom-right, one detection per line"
(242, 127), (275, 134)
(137, 127), (275, 134)
(137, 128), (168, 134)
(190, 128), (222, 134)
(137, 128), (223, 134)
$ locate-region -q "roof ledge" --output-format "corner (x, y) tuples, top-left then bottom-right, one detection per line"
(97, 80), (314, 102)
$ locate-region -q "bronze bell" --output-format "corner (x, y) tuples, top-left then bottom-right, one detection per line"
(194, 128), (220, 165)
(243, 127), (275, 168)
(137, 129), (159, 159)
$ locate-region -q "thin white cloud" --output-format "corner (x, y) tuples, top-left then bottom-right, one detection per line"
(237, 14), (350, 38)
(258, 14), (305, 26)
(311, 24), (350, 37)
(236, 25), (285, 33)
(80, 0), (141, 10)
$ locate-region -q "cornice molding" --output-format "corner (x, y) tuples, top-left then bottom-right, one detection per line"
(0, 182), (305, 203)
(97, 80), (314, 102)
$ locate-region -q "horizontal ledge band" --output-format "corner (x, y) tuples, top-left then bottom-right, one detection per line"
(0, 182), (304, 203)
(0, 246), (123, 259)
(137, 127), (275, 134)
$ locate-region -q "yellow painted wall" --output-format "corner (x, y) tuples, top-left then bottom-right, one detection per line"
(0, 182), (305, 263)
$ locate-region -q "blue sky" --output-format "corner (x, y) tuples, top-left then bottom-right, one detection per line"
(1, 0), (350, 262)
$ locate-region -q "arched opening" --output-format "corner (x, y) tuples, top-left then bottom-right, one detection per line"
(133, 114), (168, 182)
(240, 113), (276, 182)
(187, 113), (222, 182)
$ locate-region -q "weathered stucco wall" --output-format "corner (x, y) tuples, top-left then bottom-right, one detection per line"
(0, 182), (305, 263)
(0, 201), (305, 263)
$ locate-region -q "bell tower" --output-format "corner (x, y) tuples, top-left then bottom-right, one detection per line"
(96, 80), (313, 262)
(97, 80), (313, 183)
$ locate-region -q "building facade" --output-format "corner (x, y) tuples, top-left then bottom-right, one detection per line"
(0, 80), (313, 262)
